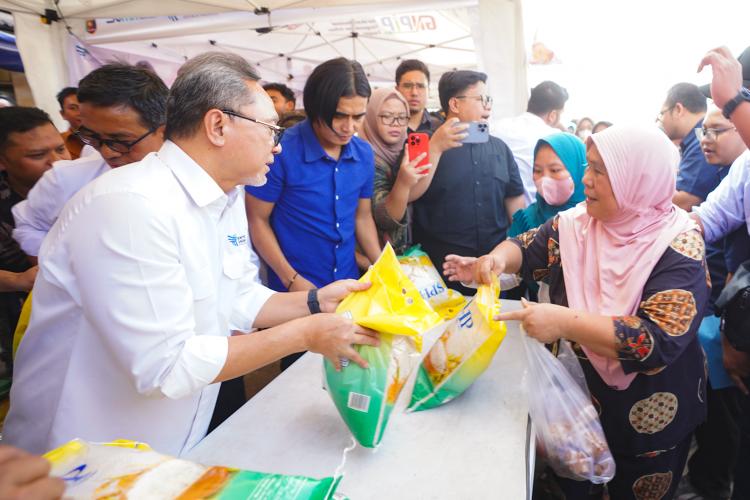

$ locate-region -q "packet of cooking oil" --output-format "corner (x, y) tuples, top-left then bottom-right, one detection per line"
(398, 245), (466, 320)
(408, 275), (506, 411)
(324, 244), (442, 447)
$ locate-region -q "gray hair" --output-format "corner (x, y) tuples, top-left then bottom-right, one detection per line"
(165, 52), (261, 139)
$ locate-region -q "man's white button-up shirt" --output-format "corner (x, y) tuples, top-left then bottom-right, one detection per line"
(4, 141), (275, 456)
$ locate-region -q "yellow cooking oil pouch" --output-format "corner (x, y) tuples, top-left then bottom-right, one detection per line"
(408, 275), (506, 411)
(398, 245), (466, 320)
(45, 439), (342, 499)
(324, 243), (442, 447)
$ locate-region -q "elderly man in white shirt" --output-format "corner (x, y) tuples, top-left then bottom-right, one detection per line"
(493, 80), (569, 204)
(4, 52), (378, 456)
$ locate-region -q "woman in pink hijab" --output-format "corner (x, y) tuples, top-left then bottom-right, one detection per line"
(444, 125), (710, 499)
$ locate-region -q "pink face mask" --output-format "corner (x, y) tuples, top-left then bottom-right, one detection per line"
(534, 175), (575, 206)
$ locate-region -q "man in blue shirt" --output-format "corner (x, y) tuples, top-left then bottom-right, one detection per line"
(246, 57), (381, 294)
(657, 82), (721, 211)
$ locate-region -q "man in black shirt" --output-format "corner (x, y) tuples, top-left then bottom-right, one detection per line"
(411, 70), (525, 295)
(395, 59), (443, 134)
(0, 106), (69, 374)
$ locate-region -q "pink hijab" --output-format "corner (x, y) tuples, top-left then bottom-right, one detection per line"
(558, 125), (697, 390)
(358, 88), (409, 167)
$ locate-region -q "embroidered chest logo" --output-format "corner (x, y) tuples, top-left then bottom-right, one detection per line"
(227, 234), (248, 247)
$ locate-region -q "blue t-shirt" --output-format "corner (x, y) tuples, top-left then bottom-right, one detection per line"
(246, 120), (374, 291)
(676, 118), (727, 200)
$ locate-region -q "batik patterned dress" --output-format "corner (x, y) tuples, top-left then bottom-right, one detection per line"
(511, 215), (709, 500)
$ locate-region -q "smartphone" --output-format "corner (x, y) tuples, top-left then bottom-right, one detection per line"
(461, 121), (490, 144)
(407, 133), (430, 168)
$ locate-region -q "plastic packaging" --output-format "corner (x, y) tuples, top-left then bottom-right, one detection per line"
(409, 277), (506, 411)
(523, 335), (615, 483)
(324, 244), (443, 447)
(45, 439), (342, 499)
(398, 245), (466, 320)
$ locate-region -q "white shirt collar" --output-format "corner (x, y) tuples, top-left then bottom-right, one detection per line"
(156, 140), (228, 209)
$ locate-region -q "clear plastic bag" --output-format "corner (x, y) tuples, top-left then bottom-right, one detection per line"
(523, 334), (615, 484)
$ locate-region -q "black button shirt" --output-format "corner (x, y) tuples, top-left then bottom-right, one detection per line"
(411, 136), (524, 292)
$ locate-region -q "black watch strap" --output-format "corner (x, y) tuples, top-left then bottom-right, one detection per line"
(722, 87), (750, 119)
(307, 288), (322, 314)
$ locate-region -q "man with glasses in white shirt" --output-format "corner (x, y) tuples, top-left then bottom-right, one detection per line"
(12, 63), (168, 258)
(4, 52), (379, 456)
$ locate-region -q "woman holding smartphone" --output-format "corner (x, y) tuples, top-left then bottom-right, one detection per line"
(359, 88), (466, 254)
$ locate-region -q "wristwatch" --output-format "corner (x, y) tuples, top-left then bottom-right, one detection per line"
(307, 288), (322, 314)
(722, 87), (750, 119)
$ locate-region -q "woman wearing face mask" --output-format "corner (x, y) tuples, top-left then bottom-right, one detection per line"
(359, 88), (465, 254)
(505, 133), (585, 301)
(508, 133), (586, 238)
(444, 125), (709, 499)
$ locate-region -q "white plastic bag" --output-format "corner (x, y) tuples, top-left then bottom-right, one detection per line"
(523, 335), (615, 484)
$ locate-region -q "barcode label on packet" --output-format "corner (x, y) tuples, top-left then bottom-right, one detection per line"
(347, 392), (371, 412)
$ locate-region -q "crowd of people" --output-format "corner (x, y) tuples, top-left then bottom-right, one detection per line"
(0, 43), (748, 500)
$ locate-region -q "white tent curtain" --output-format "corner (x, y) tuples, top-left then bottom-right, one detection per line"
(470, 0), (526, 118)
(12, 12), (82, 130)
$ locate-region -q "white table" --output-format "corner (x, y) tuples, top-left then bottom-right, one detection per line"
(187, 300), (532, 499)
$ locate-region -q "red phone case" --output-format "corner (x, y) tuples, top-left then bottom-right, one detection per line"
(407, 133), (430, 170)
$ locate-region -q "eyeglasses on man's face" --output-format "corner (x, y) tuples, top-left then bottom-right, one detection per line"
(455, 94), (493, 109)
(221, 109), (285, 147)
(695, 126), (736, 141)
(656, 106), (675, 123)
(378, 113), (409, 126)
(75, 127), (158, 154)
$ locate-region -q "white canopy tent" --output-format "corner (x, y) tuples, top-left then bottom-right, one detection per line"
(1, 0), (526, 131)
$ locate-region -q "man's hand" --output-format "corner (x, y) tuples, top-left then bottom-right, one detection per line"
(303, 313), (380, 370)
(494, 298), (570, 344)
(430, 118), (468, 153)
(15, 267), (38, 292)
(318, 279), (371, 313)
(288, 274), (316, 292)
(723, 334), (750, 395)
(0, 445), (65, 500)
(698, 46), (743, 109)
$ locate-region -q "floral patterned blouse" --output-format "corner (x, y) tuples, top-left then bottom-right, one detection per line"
(510, 215), (710, 457)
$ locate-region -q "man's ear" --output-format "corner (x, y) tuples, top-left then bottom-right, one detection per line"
(154, 124), (166, 141)
(204, 109), (228, 147)
(673, 102), (685, 116)
(544, 110), (559, 127)
(448, 96), (460, 115)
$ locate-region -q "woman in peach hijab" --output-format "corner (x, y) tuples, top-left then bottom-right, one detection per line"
(445, 125), (709, 499)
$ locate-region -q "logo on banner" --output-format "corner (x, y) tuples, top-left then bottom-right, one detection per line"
(379, 14), (437, 33)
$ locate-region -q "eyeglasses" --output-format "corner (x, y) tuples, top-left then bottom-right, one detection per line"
(399, 82), (427, 91)
(378, 114), (409, 126)
(221, 109), (285, 147)
(656, 106), (674, 123)
(75, 127), (157, 154)
(455, 94), (493, 109)
(695, 126), (736, 141)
